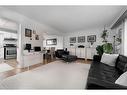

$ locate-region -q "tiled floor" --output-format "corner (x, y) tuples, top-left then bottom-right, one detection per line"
(0, 58), (92, 81)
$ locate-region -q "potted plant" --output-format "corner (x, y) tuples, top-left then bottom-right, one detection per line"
(96, 45), (104, 56)
(103, 43), (113, 54)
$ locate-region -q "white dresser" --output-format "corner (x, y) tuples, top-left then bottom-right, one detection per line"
(67, 47), (96, 60)
(76, 48), (85, 59)
(86, 47), (96, 60)
(23, 50), (43, 68)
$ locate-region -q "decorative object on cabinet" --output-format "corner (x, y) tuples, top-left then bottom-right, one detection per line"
(30, 37), (32, 40)
(46, 38), (57, 45)
(33, 30), (36, 34)
(70, 37), (76, 43)
(35, 35), (39, 40)
(25, 28), (32, 37)
(78, 45), (85, 48)
(70, 44), (74, 46)
(87, 35), (96, 42)
(78, 36), (85, 43)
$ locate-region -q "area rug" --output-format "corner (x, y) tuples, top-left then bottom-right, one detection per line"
(0, 61), (90, 89)
(0, 63), (14, 73)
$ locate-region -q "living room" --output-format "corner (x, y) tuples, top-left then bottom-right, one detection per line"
(0, 4), (127, 92)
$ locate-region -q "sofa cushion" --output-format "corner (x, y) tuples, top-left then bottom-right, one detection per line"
(115, 55), (127, 73)
(115, 71), (127, 86)
(100, 53), (119, 66)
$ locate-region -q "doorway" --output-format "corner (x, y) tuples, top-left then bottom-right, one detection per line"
(0, 18), (18, 73)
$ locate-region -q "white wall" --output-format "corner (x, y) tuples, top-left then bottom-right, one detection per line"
(123, 19), (127, 56)
(63, 27), (115, 49)
(43, 34), (63, 50)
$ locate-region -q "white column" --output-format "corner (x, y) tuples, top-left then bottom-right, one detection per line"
(17, 24), (24, 68)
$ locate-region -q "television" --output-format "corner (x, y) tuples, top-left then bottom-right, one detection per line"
(25, 44), (31, 50)
(34, 46), (41, 52)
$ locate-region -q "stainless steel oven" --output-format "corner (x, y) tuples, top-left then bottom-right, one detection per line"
(4, 44), (17, 59)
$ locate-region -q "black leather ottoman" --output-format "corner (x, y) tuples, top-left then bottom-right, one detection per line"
(62, 55), (77, 62)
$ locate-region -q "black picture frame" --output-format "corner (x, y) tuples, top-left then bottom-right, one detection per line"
(46, 38), (57, 45)
(70, 37), (76, 43)
(78, 36), (85, 43)
(87, 35), (96, 42)
(25, 28), (32, 37)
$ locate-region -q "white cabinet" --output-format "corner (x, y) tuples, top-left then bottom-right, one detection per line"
(68, 47), (85, 59)
(75, 48), (80, 58)
(23, 51), (43, 67)
(76, 48), (85, 59)
(86, 47), (96, 59)
(67, 47), (96, 60)
(68, 47), (76, 55)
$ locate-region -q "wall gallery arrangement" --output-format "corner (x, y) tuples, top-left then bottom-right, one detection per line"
(69, 35), (96, 43)
(25, 28), (39, 40)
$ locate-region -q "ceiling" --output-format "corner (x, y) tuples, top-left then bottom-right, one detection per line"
(4, 6), (127, 33)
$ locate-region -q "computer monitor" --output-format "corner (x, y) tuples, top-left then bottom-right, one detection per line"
(34, 46), (41, 52)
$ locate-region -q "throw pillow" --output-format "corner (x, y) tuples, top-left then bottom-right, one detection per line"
(115, 71), (127, 86)
(100, 53), (119, 66)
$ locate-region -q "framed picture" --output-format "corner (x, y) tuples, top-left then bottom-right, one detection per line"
(70, 37), (76, 43)
(35, 35), (39, 40)
(25, 28), (32, 37)
(87, 35), (96, 42)
(46, 38), (57, 45)
(78, 36), (85, 43)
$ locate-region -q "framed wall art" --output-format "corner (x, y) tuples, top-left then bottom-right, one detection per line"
(25, 28), (32, 37)
(70, 37), (76, 43)
(46, 38), (57, 45)
(78, 36), (85, 43)
(87, 35), (96, 42)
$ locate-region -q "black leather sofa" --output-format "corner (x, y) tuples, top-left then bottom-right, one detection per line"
(86, 55), (127, 89)
(55, 49), (77, 62)
(55, 49), (69, 58)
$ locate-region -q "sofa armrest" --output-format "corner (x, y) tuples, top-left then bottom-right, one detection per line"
(93, 55), (102, 62)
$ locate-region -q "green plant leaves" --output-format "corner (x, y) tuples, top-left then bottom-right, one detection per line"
(96, 43), (113, 55)
(103, 43), (113, 54)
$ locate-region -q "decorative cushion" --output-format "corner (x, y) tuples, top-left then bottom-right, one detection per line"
(100, 53), (119, 66)
(115, 71), (127, 86)
(115, 55), (127, 73)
